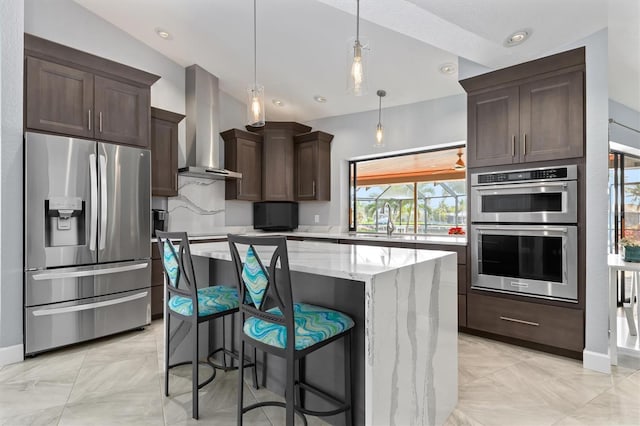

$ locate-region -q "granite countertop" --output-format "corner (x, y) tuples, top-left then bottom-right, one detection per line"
(152, 231), (467, 246)
(190, 239), (455, 282)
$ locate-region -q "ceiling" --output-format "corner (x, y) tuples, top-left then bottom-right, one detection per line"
(72, 0), (638, 122)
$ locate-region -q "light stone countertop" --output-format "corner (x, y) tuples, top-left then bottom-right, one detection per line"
(153, 230), (467, 246)
(190, 239), (456, 282)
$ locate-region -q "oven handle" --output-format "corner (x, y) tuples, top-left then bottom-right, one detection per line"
(473, 181), (569, 191)
(473, 225), (569, 234)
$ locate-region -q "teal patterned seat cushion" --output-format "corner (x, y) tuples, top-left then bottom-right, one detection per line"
(168, 286), (239, 317)
(243, 303), (354, 350)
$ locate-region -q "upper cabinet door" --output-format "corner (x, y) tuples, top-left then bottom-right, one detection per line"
(151, 117), (178, 196)
(467, 86), (519, 168)
(236, 138), (262, 201)
(26, 57), (94, 138)
(295, 140), (317, 200)
(94, 76), (150, 147)
(520, 71), (584, 163)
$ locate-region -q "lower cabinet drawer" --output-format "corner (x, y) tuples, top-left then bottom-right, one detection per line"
(152, 258), (164, 286)
(467, 293), (584, 352)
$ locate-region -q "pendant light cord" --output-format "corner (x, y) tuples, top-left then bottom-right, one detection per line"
(378, 94), (382, 124)
(356, 0), (360, 42)
(253, 0), (257, 87)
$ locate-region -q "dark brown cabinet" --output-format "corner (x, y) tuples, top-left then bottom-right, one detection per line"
(462, 47), (585, 168)
(25, 57), (94, 138)
(94, 76), (150, 147)
(151, 244), (163, 320)
(247, 122), (311, 201)
(519, 71), (584, 163)
(25, 34), (159, 147)
(221, 129), (262, 201)
(294, 131), (333, 201)
(151, 107), (184, 197)
(467, 86), (519, 167)
(467, 293), (584, 353)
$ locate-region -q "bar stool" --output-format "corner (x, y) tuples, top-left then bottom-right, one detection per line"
(156, 231), (257, 419)
(228, 234), (354, 426)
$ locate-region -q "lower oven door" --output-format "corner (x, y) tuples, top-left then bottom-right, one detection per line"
(471, 224), (577, 302)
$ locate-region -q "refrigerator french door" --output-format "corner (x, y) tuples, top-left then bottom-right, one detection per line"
(24, 132), (151, 355)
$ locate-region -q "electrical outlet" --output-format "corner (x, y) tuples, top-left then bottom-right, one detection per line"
(314, 214), (320, 223)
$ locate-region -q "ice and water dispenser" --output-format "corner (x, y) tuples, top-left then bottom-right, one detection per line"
(44, 196), (86, 247)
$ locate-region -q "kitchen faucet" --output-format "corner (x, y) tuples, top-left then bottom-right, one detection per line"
(383, 202), (395, 237)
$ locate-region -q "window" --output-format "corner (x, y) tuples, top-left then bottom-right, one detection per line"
(349, 146), (466, 235)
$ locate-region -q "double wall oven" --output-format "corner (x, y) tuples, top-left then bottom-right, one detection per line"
(470, 165), (578, 302)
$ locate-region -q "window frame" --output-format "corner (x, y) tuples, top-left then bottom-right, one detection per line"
(348, 144), (466, 234)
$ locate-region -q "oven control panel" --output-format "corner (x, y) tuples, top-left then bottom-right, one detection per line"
(473, 165), (576, 185)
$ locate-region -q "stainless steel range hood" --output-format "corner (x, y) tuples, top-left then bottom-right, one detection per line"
(178, 64), (242, 180)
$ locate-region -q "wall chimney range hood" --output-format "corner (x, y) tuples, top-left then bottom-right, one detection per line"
(179, 65), (242, 180)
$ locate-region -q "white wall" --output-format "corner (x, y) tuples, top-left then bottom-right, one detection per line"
(300, 94), (467, 228)
(0, 0), (25, 364)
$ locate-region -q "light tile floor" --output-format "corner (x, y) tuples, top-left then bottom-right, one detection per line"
(0, 321), (638, 425)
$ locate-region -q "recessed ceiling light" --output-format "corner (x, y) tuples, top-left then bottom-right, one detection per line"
(439, 63), (457, 75)
(272, 99), (284, 107)
(155, 28), (172, 40)
(504, 30), (530, 47)
(314, 95), (327, 103)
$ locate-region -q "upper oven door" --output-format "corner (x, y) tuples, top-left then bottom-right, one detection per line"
(470, 180), (577, 223)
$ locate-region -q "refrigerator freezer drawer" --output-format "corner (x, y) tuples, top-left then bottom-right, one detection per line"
(25, 288), (151, 355)
(26, 260), (151, 306)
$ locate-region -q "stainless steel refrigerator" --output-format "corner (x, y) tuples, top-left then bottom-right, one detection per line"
(24, 132), (151, 355)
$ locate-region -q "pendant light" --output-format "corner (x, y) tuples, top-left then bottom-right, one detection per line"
(375, 90), (386, 147)
(348, 0), (368, 96)
(454, 149), (465, 169)
(247, 0), (265, 127)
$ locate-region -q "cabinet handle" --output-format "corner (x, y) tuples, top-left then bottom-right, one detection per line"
(99, 112), (103, 133)
(499, 316), (539, 327)
(88, 109), (92, 131)
(312, 180), (316, 197)
(511, 135), (515, 157)
(522, 133), (527, 155)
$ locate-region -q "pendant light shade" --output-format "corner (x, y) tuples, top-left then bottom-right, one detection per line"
(247, 0), (265, 127)
(374, 90), (386, 147)
(454, 149), (465, 169)
(348, 0), (368, 96)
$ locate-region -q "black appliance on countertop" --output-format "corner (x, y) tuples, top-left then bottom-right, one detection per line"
(152, 209), (168, 237)
(253, 201), (298, 231)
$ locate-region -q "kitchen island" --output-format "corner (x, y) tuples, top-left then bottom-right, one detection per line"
(190, 240), (458, 426)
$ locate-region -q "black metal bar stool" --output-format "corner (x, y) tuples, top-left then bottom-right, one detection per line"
(228, 234), (354, 426)
(156, 231), (258, 419)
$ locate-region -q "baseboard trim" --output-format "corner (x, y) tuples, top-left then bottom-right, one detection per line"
(583, 349), (611, 373)
(0, 344), (23, 366)
(618, 346), (640, 359)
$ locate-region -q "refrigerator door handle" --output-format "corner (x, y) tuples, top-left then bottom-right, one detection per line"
(31, 291), (148, 317)
(31, 262), (149, 281)
(99, 154), (107, 250)
(89, 154), (98, 251)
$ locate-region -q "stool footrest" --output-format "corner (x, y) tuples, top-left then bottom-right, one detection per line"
(167, 360), (216, 390)
(243, 401), (308, 426)
(295, 381), (350, 417)
(207, 347), (256, 371)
